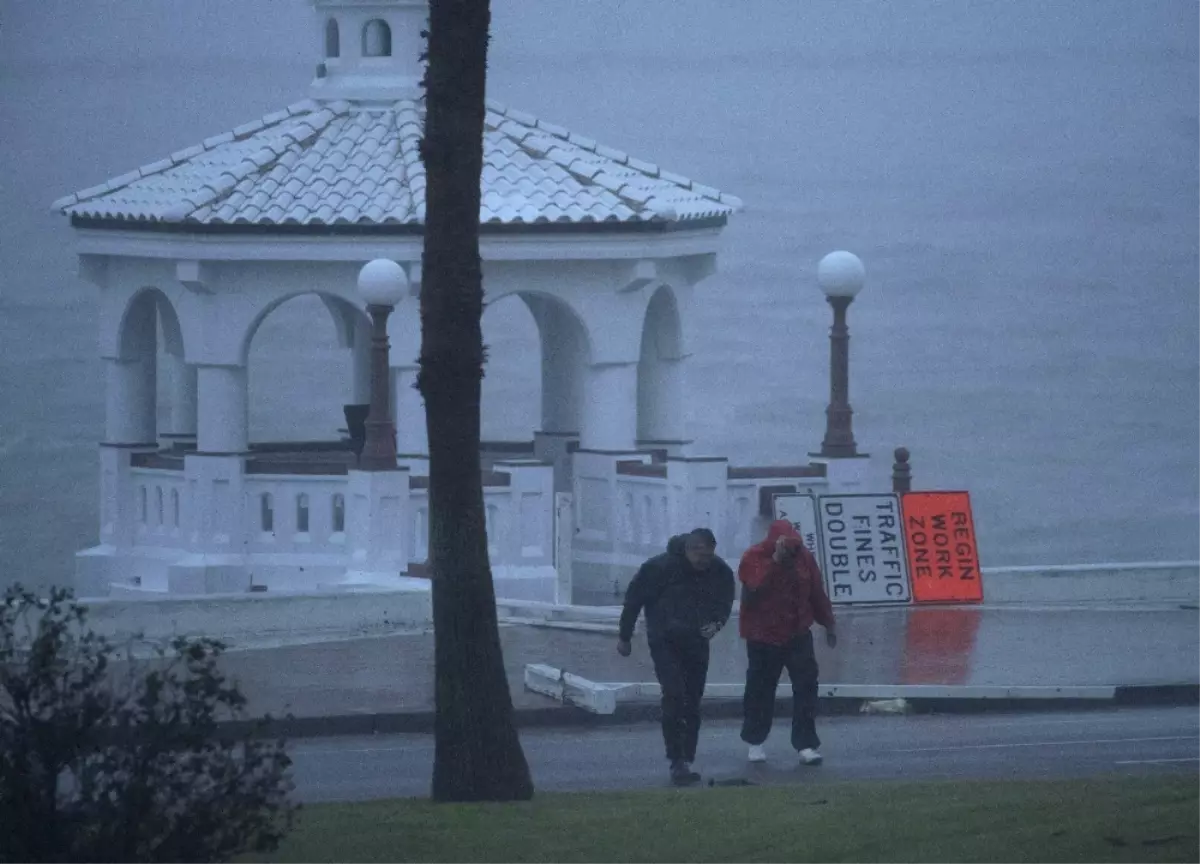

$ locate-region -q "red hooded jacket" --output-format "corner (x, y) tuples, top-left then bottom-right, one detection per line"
(738, 520), (835, 645)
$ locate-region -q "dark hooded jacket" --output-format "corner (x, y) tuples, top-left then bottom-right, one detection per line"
(618, 534), (736, 643)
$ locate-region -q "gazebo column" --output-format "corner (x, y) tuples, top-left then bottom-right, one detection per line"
(182, 363), (249, 566)
(393, 364), (428, 458)
(195, 364), (248, 454)
(532, 306), (585, 491)
(539, 317), (585, 437)
(387, 299), (427, 471)
(580, 361), (639, 452)
(104, 356), (157, 446)
(637, 355), (687, 449)
(95, 353), (158, 560)
(163, 352), (197, 444)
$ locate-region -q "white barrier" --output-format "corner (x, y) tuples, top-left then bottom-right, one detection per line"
(521, 663), (1119, 715)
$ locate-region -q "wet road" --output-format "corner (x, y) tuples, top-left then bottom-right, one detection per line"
(288, 706), (1199, 803)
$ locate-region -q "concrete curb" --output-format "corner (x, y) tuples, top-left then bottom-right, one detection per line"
(220, 681), (1200, 741)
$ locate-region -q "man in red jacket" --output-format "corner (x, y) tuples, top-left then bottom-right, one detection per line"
(738, 519), (837, 765)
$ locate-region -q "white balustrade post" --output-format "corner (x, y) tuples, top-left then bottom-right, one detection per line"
(667, 457), (730, 543)
(97, 445), (138, 552)
(554, 492), (574, 604)
(489, 461), (556, 602)
(182, 453), (247, 558)
(345, 468), (411, 579)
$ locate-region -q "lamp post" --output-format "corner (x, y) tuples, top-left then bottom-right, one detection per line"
(816, 250), (865, 458)
(356, 259), (408, 471)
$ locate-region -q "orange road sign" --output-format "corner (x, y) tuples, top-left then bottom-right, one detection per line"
(901, 491), (983, 603)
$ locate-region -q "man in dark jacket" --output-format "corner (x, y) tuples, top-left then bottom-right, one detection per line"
(617, 528), (735, 786)
(738, 519), (837, 766)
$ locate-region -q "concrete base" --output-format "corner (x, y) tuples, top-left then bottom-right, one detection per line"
(76, 545), (560, 602)
(492, 565), (558, 603)
(76, 545), (363, 596)
(981, 562), (1199, 604)
(80, 586), (433, 646)
(318, 572), (432, 593)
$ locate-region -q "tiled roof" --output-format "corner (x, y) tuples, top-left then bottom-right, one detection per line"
(52, 98), (743, 227)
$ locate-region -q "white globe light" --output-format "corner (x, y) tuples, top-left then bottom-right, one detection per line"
(357, 259), (408, 306)
(817, 251), (866, 298)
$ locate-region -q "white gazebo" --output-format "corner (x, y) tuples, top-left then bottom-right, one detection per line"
(54, 0), (877, 605)
(50, 0), (750, 600)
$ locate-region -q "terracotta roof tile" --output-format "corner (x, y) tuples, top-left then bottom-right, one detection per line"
(56, 98), (740, 227)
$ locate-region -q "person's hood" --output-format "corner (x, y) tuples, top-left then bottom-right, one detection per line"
(759, 519), (804, 553)
(666, 533), (688, 555)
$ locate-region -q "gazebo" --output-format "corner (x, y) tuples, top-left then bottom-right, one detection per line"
(54, 0), (861, 604)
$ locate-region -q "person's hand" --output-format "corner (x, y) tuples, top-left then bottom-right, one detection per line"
(772, 536), (788, 563)
(616, 639), (632, 657)
(700, 621), (722, 640)
(825, 628), (838, 649)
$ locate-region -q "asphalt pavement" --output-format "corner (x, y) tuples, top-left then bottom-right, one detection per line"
(286, 705), (1200, 803)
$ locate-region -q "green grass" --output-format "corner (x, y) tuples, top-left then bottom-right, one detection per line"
(247, 775), (1199, 863)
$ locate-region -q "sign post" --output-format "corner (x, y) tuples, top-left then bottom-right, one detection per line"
(816, 493), (911, 604)
(900, 491), (983, 603)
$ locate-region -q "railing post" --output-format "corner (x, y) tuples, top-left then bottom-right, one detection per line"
(892, 447), (911, 494)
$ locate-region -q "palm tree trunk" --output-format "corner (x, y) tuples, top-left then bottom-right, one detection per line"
(418, 0), (534, 802)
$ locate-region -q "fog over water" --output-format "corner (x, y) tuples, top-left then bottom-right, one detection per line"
(1, 0), (1196, 591)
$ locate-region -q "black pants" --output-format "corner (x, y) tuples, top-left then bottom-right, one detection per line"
(649, 632), (710, 763)
(740, 630), (821, 751)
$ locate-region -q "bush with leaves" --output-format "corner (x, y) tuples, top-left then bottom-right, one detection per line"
(0, 584), (297, 863)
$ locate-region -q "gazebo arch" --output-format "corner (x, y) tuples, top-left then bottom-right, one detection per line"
(105, 287), (189, 445)
(637, 284), (686, 446)
(240, 289), (369, 367)
(518, 291), (592, 439)
(241, 290), (374, 444)
(117, 287), (184, 360)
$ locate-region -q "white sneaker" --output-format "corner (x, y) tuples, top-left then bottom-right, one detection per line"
(798, 747), (823, 765)
(747, 744), (768, 763)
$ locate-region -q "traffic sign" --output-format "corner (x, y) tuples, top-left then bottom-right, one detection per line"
(901, 491), (983, 603)
(816, 494), (912, 604)
(770, 493), (821, 556)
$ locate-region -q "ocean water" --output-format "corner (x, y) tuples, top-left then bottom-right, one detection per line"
(1, 0), (1197, 591)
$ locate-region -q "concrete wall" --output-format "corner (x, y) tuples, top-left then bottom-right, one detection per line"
(981, 562), (1199, 605)
(81, 584), (432, 647)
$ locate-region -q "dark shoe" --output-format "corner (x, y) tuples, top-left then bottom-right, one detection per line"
(670, 760), (701, 786)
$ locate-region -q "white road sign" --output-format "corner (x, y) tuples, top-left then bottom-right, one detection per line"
(817, 494), (912, 604)
(771, 493), (822, 556)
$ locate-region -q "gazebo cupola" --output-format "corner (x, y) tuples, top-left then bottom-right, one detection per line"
(311, 0), (426, 103)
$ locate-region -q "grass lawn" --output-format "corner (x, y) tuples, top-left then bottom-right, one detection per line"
(247, 775), (1198, 863)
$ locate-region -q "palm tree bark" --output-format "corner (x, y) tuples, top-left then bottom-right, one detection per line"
(418, 0), (534, 802)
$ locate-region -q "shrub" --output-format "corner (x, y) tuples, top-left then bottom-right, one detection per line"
(0, 584), (297, 862)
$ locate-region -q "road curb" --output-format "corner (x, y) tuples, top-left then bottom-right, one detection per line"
(1113, 683), (1200, 706)
(222, 682), (1200, 741)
